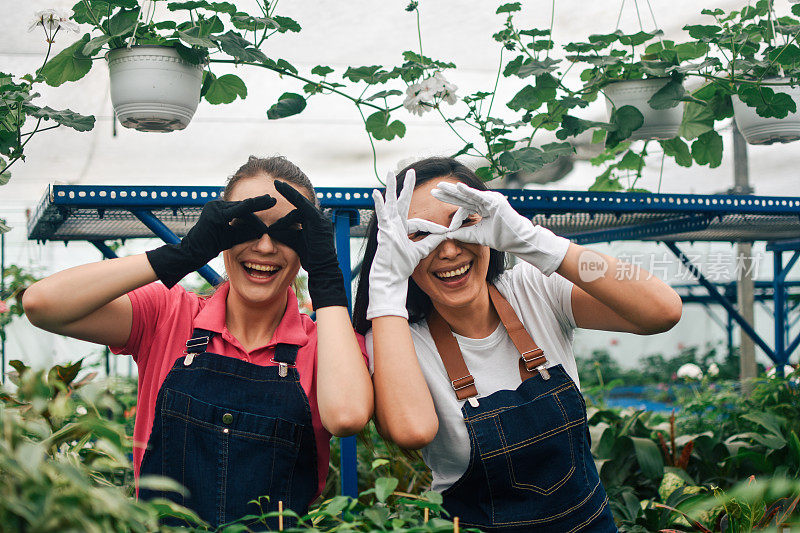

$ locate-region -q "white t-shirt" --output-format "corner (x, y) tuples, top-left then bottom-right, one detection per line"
(365, 261), (578, 493)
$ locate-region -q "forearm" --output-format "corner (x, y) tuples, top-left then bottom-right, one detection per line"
(556, 243), (682, 332)
(372, 316), (438, 449)
(23, 254), (157, 331)
(315, 306), (373, 436)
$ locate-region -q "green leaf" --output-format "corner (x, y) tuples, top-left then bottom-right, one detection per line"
(273, 15), (301, 33)
(216, 31), (267, 62)
(374, 477), (399, 503)
(740, 411), (787, 437)
(507, 74), (558, 111)
(660, 138), (692, 167)
(496, 2), (521, 13)
(589, 167), (623, 191)
(679, 101), (715, 139)
(505, 57), (561, 78)
(648, 79), (685, 110)
(605, 105), (644, 147)
(365, 111), (406, 141)
(178, 27), (216, 48)
(107, 7), (140, 36)
(168, 1), (210, 10)
(343, 65), (397, 84)
(497, 145), (569, 173)
(475, 166), (494, 181)
(174, 42), (208, 64)
(82, 35), (113, 56)
(630, 436), (664, 480)
(204, 73), (246, 104)
(267, 92), (306, 119)
(230, 13), (276, 31)
(556, 115), (610, 140)
(311, 65), (334, 76)
(371, 458), (390, 470)
(276, 59), (298, 75)
(364, 89), (402, 102)
(737, 85), (797, 119)
(0, 171), (10, 187)
(691, 131), (722, 167)
(30, 107), (95, 131)
(40, 35), (93, 87)
(683, 24), (721, 39)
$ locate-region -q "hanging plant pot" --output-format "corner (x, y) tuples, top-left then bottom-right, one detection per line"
(732, 79), (800, 145)
(604, 78), (684, 140)
(106, 46), (204, 133)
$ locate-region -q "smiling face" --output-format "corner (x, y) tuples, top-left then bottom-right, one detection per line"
(407, 176), (490, 312)
(222, 175), (307, 307)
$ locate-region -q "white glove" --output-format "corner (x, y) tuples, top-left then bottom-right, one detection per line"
(368, 170), (451, 320)
(431, 182), (571, 276)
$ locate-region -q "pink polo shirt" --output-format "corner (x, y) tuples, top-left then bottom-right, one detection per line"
(111, 281), (364, 498)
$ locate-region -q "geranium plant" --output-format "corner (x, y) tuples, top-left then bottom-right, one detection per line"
(0, 9), (94, 213)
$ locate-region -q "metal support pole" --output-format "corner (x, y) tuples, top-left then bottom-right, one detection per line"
(130, 209), (223, 286)
(90, 240), (119, 260)
(737, 246), (757, 391)
(731, 122), (757, 390)
(774, 251), (785, 378)
(333, 209), (359, 498)
(727, 312), (734, 360)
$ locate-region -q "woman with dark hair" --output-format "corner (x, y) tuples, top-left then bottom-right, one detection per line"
(24, 156), (373, 529)
(353, 157), (682, 532)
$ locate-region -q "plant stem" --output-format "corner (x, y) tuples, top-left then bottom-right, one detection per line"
(415, 7), (424, 58)
(435, 107), (484, 158)
(81, 0), (107, 36)
(355, 104), (380, 183)
(209, 59), (388, 112)
(486, 46), (503, 121)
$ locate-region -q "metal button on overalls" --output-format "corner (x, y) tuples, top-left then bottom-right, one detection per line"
(222, 413), (233, 425)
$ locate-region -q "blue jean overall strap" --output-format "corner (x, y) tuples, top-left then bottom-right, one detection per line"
(427, 286), (617, 533)
(139, 328), (318, 530)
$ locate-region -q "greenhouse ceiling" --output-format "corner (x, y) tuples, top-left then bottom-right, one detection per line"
(2, 0), (798, 224)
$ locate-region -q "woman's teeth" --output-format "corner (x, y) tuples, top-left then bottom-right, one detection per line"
(435, 263), (471, 279)
(243, 262), (280, 278)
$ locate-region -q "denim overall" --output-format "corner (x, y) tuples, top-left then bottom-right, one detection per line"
(427, 287), (617, 532)
(138, 328), (318, 529)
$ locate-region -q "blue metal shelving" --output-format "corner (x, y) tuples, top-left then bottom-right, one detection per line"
(25, 184), (800, 496)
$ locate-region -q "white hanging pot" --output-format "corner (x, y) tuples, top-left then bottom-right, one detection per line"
(106, 46), (204, 133)
(604, 78), (684, 140)
(732, 79), (800, 145)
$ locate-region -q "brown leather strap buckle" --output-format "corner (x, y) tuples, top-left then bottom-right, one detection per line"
(451, 375), (475, 392)
(521, 348), (545, 369)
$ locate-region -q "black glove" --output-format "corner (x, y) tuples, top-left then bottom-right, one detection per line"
(271, 181), (348, 310)
(146, 195), (276, 288)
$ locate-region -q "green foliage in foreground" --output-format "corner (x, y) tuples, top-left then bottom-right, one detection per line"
(1, 357), (798, 531)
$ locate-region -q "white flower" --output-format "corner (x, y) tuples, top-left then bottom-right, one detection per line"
(403, 83), (431, 116)
(403, 72), (459, 116)
(676, 363), (703, 380)
(75, 405), (88, 416)
(28, 9), (79, 37)
(708, 363), (719, 376)
(767, 365), (796, 378)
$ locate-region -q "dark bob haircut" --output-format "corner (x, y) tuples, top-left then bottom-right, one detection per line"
(352, 157), (506, 335)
